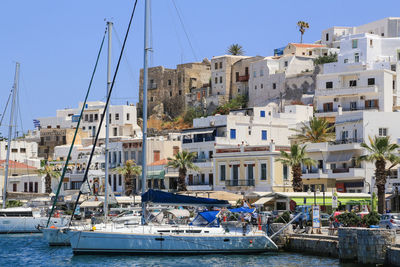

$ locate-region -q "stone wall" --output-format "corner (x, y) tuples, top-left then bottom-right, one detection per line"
(285, 234), (339, 257)
(338, 228), (358, 261)
(357, 228), (396, 264)
(386, 245), (400, 267)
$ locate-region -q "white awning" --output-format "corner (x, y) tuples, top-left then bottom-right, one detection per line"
(116, 196), (141, 204)
(166, 209), (190, 218)
(253, 197), (274, 206)
(326, 152), (354, 163)
(80, 201), (103, 208)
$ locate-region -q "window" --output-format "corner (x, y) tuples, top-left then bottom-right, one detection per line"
(34, 182), (38, 193)
(219, 62), (222, 69)
(63, 183), (67, 190)
(168, 79), (172, 86)
(370, 39), (373, 47)
(11, 148), (18, 153)
(170, 91), (172, 97)
(344, 59), (348, 63)
(230, 129), (236, 139)
(115, 113), (119, 120)
(24, 182), (27, 192)
(260, 110), (265, 117)
(379, 128), (388, 136)
(118, 151), (122, 164)
(341, 131), (348, 140)
(354, 129), (358, 140)
(124, 151), (129, 161)
(284, 61), (288, 67)
(352, 39), (358, 48)
(261, 130), (267, 140)
(85, 114), (88, 121)
(350, 101), (357, 110)
(260, 163), (267, 180)
(215, 77), (218, 84)
(309, 51), (312, 56)
(272, 83), (276, 89)
(150, 96), (154, 102)
(89, 114), (93, 122)
(113, 127), (118, 136)
(220, 165), (226, 181)
(283, 165), (288, 180)
(219, 76), (222, 83)
(235, 72), (239, 82)
(179, 90), (182, 95)
(153, 150), (160, 162)
(323, 102), (333, 112)
(215, 62), (218, 69)
(326, 81), (333, 89)
(260, 69), (264, 76)
(326, 33), (329, 41)
(261, 83), (263, 89)
(119, 175), (122, 186)
(368, 78), (375, 86)
(254, 85), (257, 90)
(62, 136), (66, 145)
(131, 151), (136, 161)
(354, 53), (359, 63)
(94, 114), (98, 121)
(349, 80), (357, 87)
(253, 71), (257, 78)
(365, 99), (378, 109)
(245, 67), (249, 76)
(247, 164), (254, 181)
(109, 113), (112, 123)
(13, 183), (17, 192)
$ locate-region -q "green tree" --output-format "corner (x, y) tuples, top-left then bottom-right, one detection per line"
(115, 160), (142, 196)
(38, 165), (60, 194)
(227, 44), (244, 56)
(167, 151), (199, 191)
(358, 136), (400, 214)
(313, 52), (338, 65)
(276, 144), (316, 192)
(297, 21), (310, 43)
(213, 94), (248, 115)
(291, 117), (335, 143)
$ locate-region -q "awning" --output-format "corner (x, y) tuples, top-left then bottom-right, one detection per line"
(80, 201), (103, 208)
(165, 209), (190, 218)
(229, 207), (255, 213)
(291, 196), (371, 206)
(253, 197), (274, 206)
(116, 196), (141, 204)
(181, 128), (216, 134)
(326, 151), (354, 163)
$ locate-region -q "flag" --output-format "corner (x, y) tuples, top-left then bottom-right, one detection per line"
(33, 119), (41, 128)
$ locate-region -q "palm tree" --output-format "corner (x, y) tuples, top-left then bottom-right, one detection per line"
(291, 117), (335, 143)
(115, 160), (142, 196)
(276, 144), (316, 192)
(358, 136), (400, 214)
(167, 151), (199, 192)
(297, 21), (309, 43)
(38, 165), (60, 194)
(227, 44), (244, 56)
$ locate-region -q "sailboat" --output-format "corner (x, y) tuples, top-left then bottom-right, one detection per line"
(67, 0), (277, 254)
(0, 63), (67, 233)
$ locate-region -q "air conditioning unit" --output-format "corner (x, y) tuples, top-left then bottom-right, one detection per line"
(360, 96), (365, 100)
(334, 98), (339, 102)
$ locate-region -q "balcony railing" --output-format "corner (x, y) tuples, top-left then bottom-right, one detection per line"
(329, 138), (364, 145)
(225, 179), (255, 186)
(237, 75), (249, 82)
(315, 106), (378, 113)
(193, 158), (210, 163)
(183, 136), (216, 144)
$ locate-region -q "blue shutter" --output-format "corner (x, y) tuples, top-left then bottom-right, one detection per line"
(262, 130), (267, 140)
(230, 129), (236, 139)
(260, 110), (265, 117)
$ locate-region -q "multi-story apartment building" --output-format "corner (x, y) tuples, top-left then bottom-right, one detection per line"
(138, 60), (211, 117)
(248, 54), (316, 107)
(38, 101), (141, 142)
(321, 17), (400, 48)
(0, 140), (40, 168)
(314, 33), (400, 122)
(302, 111), (400, 194)
(181, 104), (313, 191)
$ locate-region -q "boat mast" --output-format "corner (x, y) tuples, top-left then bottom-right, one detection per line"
(104, 21), (112, 221)
(2, 62), (19, 209)
(141, 0), (151, 225)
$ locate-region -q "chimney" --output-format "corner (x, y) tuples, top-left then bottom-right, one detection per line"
(270, 140), (275, 152)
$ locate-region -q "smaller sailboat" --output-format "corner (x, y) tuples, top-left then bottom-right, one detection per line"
(0, 63), (66, 233)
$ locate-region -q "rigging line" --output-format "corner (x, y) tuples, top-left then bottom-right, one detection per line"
(171, 0), (198, 62)
(46, 26), (108, 227)
(149, 0), (154, 67)
(0, 90), (12, 127)
(167, 1), (185, 64)
(69, 0), (139, 227)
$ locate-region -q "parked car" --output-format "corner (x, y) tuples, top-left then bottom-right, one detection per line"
(379, 213), (400, 229)
(320, 213), (330, 227)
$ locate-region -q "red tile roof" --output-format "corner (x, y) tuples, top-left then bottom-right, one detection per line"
(290, 43), (326, 48)
(0, 160), (37, 170)
(149, 158), (169, 166)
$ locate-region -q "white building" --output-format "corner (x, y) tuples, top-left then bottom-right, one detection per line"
(181, 104), (313, 191)
(303, 111), (400, 194)
(37, 101), (142, 142)
(0, 140), (40, 168)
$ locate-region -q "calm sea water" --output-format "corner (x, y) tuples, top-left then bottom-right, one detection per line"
(0, 234), (363, 267)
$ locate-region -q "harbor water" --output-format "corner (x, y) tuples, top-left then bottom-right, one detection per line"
(0, 234), (364, 267)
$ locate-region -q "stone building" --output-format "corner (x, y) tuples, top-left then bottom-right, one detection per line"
(138, 60), (211, 118)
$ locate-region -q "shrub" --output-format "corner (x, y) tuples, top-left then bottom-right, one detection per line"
(6, 200), (23, 208)
(313, 52), (338, 65)
(362, 211), (380, 227)
(336, 212), (361, 227)
(274, 211), (290, 223)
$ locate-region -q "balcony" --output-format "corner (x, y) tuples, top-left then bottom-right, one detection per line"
(183, 135), (216, 144)
(225, 179), (255, 187)
(301, 168), (364, 180)
(315, 106), (379, 114)
(317, 85), (377, 97)
(237, 75), (249, 82)
(329, 138), (364, 145)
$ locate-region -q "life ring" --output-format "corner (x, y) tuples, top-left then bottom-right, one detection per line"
(54, 212), (60, 218)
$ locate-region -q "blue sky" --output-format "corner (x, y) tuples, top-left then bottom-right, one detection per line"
(0, 0), (398, 136)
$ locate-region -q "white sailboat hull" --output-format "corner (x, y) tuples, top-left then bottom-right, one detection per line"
(0, 217), (67, 233)
(68, 226), (278, 254)
(41, 227), (71, 246)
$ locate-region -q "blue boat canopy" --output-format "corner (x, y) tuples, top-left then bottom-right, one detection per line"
(141, 189), (229, 207)
(190, 210), (220, 227)
(229, 207), (255, 213)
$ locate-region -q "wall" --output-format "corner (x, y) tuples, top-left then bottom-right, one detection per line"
(285, 234), (339, 257)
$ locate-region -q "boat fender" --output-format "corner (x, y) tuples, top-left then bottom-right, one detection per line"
(91, 226), (96, 231)
(50, 225), (56, 229)
(249, 240), (253, 244)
